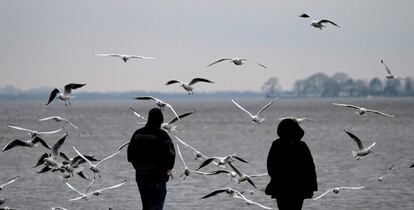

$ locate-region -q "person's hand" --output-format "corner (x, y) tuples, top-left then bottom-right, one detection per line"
(167, 169), (175, 179)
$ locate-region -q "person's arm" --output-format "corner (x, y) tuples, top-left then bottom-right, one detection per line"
(266, 142), (277, 177)
(162, 135), (176, 171)
(302, 143), (318, 195)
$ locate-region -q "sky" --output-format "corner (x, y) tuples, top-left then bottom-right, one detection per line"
(0, 0), (413, 92)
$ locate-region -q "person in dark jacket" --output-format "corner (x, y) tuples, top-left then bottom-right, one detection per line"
(266, 118), (317, 210)
(127, 108), (176, 210)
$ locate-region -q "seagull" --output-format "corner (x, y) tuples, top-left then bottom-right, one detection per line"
(332, 103), (394, 117)
(197, 153), (248, 171)
(2, 136), (50, 152)
(232, 98), (278, 124)
(39, 116), (78, 129)
(0, 206), (15, 210)
(59, 152), (99, 180)
(299, 13), (340, 30)
(0, 198), (5, 205)
(7, 124), (63, 138)
(165, 78), (214, 95)
(233, 194), (272, 209)
(67, 179), (127, 201)
(46, 83), (86, 106)
(73, 141), (129, 178)
(380, 59), (406, 80)
(0, 176), (19, 191)
(65, 178), (96, 201)
(207, 58), (267, 69)
(93, 53), (156, 62)
(344, 129), (376, 160)
(201, 187), (271, 209)
(313, 186), (364, 200)
(130, 109), (194, 132)
(228, 162), (268, 188)
(34, 132), (68, 172)
(133, 96), (180, 120)
(129, 107), (147, 123)
(278, 117), (313, 124)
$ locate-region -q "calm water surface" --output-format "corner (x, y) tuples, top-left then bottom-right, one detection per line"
(0, 98), (413, 210)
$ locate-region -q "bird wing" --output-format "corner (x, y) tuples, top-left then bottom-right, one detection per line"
(313, 188), (336, 200)
(64, 181), (83, 196)
(227, 162), (242, 177)
(129, 107), (147, 121)
(68, 195), (86, 201)
(248, 172), (268, 178)
(344, 129), (364, 150)
(338, 186), (365, 190)
(246, 178), (257, 188)
(176, 144), (187, 169)
(166, 104), (180, 121)
(365, 109), (394, 117)
(73, 146), (93, 166)
(366, 142), (376, 151)
(332, 103), (361, 110)
(168, 111), (194, 124)
(33, 153), (50, 168)
(91, 180), (127, 194)
(381, 60), (392, 75)
(95, 142), (128, 166)
(129, 55), (156, 59)
(231, 155), (248, 163)
(59, 152), (70, 161)
(7, 124), (32, 132)
(256, 62), (268, 69)
(232, 100), (253, 118)
(93, 53), (121, 57)
(165, 80), (183, 86)
(319, 19), (340, 27)
(64, 83), (86, 95)
(32, 137), (51, 150)
(51, 132), (68, 158)
(201, 189), (227, 199)
(257, 97), (278, 116)
(64, 119), (78, 129)
(38, 116), (58, 121)
(189, 78), (214, 86)
(208, 170), (232, 175)
(299, 13), (310, 18)
(85, 177), (96, 193)
(197, 158), (218, 171)
(2, 139), (31, 151)
(37, 128), (63, 135)
(46, 89), (61, 105)
(207, 58), (232, 67)
(174, 135), (208, 159)
(134, 96), (156, 101)
(0, 176), (20, 189)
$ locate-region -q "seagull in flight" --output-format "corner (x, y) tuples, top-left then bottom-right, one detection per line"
(73, 141), (129, 178)
(278, 117), (313, 124)
(7, 124), (63, 138)
(93, 53), (156, 63)
(176, 144), (218, 179)
(58, 152), (99, 180)
(228, 162), (268, 188)
(201, 187), (271, 209)
(46, 83), (86, 106)
(344, 129), (376, 160)
(332, 103), (394, 117)
(313, 186), (364, 200)
(34, 132), (68, 172)
(300, 13), (340, 30)
(134, 96), (180, 120)
(165, 78), (214, 95)
(380, 59), (406, 80)
(207, 58), (267, 69)
(0, 176), (20, 191)
(2, 136), (50, 152)
(197, 153), (248, 171)
(39, 116), (78, 129)
(232, 98), (278, 124)
(233, 194), (272, 209)
(68, 179), (127, 201)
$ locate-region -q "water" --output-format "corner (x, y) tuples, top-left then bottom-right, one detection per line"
(0, 98), (413, 210)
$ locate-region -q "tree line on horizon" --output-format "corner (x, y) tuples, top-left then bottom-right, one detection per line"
(261, 72), (414, 98)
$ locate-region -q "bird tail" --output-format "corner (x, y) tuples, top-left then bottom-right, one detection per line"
(352, 151), (358, 157)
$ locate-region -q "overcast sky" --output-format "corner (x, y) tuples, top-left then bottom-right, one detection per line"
(0, 0), (413, 92)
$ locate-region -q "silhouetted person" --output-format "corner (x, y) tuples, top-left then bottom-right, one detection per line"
(266, 118), (317, 210)
(127, 108), (175, 210)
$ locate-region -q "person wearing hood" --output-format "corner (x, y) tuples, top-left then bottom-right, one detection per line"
(127, 108), (175, 210)
(265, 118), (317, 210)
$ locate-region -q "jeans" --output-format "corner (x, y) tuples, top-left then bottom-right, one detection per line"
(136, 179), (167, 210)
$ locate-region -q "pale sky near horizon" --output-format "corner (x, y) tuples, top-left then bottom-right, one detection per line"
(0, 0), (413, 93)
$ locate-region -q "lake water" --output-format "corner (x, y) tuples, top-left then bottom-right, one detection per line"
(0, 98), (413, 210)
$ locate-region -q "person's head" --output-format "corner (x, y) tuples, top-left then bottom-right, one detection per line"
(277, 118), (304, 141)
(145, 108), (164, 128)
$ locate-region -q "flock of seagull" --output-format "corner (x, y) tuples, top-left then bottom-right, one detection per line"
(0, 11), (412, 210)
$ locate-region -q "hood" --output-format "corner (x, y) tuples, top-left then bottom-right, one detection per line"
(145, 108), (164, 128)
(277, 118), (304, 141)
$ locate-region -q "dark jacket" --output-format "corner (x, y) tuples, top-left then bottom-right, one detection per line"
(266, 119), (317, 199)
(127, 108), (175, 182)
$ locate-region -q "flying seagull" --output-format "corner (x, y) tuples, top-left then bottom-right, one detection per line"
(2, 136), (50, 152)
(133, 96), (180, 120)
(207, 58), (267, 69)
(73, 141), (129, 178)
(380, 59), (406, 80)
(46, 83), (86, 106)
(228, 162), (268, 188)
(201, 187), (271, 209)
(130, 109), (194, 133)
(93, 53), (156, 62)
(39, 116), (78, 129)
(0, 176), (20, 191)
(300, 13), (340, 30)
(34, 132), (68, 172)
(176, 144), (217, 179)
(313, 186), (364, 200)
(165, 78), (214, 95)
(344, 129), (376, 160)
(7, 124), (63, 138)
(67, 179), (127, 201)
(233, 194), (272, 209)
(197, 153), (248, 171)
(232, 98), (278, 124)
(278, 117), (314, 124)
(332, 103), (394, 117)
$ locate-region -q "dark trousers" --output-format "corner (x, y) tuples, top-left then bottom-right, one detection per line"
(136, 179), (167, 210)
(276, 197), (304, 210)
